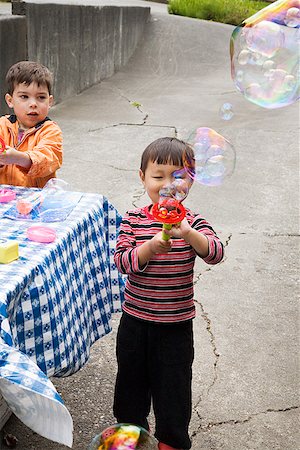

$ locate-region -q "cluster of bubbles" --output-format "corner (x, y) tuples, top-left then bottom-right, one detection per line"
(89, 424), (157, 450)
(155, 128), (236, 196)
(184, 127), (236, 187)
(230, 0), (299, 109)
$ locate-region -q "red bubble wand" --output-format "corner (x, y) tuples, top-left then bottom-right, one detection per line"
(152, 196), (186, 241)
(0, 137), (6, 154)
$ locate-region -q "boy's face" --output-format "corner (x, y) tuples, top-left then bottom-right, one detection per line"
(5, 82), (53, 130)
(139, 159), (192, 205)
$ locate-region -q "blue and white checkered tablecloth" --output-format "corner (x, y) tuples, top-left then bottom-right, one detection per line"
(0, 341), (73, 446)
(0, 185), (125, 378)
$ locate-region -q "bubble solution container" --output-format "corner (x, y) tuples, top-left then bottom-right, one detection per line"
(16, 179), (69, 215)
(3, 178), (82, 222)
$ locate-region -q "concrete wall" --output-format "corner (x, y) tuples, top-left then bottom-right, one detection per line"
(0, 2), (150, 114)
(0, 14), (27, 115)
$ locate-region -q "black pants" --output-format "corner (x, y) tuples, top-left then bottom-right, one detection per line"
(113, 313), (194, 449)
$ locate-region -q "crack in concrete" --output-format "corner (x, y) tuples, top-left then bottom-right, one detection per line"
(224, 233), (233, 246)
(193, 233), (232, 285)
(198, 301), (219, 396)
(190, 230), (298, 442)
(63, 155), (136, 171)
(103, 164), (136, 172)
(88, 87), (179, 132)
(191, 406), (299, 436)
(88, 122), (177, 132)
(192, 233), (232, 403)
(263, 232), (300, 237)
(236, 232), (299, 236)
(132, 187), (146, 208)
(114, 89), (149, 122)
(88, 86), (178, 131)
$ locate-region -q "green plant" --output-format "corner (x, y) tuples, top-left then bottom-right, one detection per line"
(168, 0), (270, 26)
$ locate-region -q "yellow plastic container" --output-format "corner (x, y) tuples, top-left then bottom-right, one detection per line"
(0, 239), (19, 264)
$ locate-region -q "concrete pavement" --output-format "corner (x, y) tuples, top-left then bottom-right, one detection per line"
(2, 1), (299, 449)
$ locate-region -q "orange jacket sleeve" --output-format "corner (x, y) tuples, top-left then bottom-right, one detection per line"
(24, 121), (63, 178)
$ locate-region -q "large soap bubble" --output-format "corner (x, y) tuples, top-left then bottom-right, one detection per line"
(230, 0), (299, 109)
(184, 127), (236, 187)
(88, 423), (157, 450)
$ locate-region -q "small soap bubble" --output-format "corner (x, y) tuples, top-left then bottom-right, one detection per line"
(230, 0), (299, 109)
(220, 102), (234, 120)
(245, 83), (263, 100)
(245, 20), (285, 58)
(205, 155), (226, 178)
(262, 59), (276, 71)
(238, 49), (251, 65)
(172, 178), (190, 201)
(283, 74), (297, 91)
(159, 171), (190, 202)
(159, 185), (175, 199)
(284, 7), (300, 27)
(236, 69), (244, 82)
(88, 424), (157, 450)
(184, 127), (236, 187)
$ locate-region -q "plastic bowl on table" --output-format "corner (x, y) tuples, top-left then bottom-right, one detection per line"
(26, 225), (56, 243)
(0, 189), (16, 203)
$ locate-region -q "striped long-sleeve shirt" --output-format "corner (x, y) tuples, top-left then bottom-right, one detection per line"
(114, 205), (224, 323)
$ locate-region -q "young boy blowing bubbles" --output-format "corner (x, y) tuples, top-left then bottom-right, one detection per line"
(113, 137), (224, 450)
(0, 61), (62, 187)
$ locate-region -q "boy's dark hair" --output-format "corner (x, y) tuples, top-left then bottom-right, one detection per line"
(140, 137), (194, 173)
(6, 61), (53, 95)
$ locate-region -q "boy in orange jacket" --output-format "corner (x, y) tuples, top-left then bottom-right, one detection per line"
(0, 61), (63, 188)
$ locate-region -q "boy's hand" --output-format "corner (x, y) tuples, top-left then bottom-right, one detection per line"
(0, 147), (20, 165)
(165, 218), (210, 258)
(137, 231), (172, 267)
(164, 218), (192, 240)
(149, 231), (172, 254)
(0, 147), (32, 169)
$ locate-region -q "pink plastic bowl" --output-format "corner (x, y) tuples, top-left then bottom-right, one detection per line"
(26, 225), (56, 243)
(0, 189), (16, 203)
